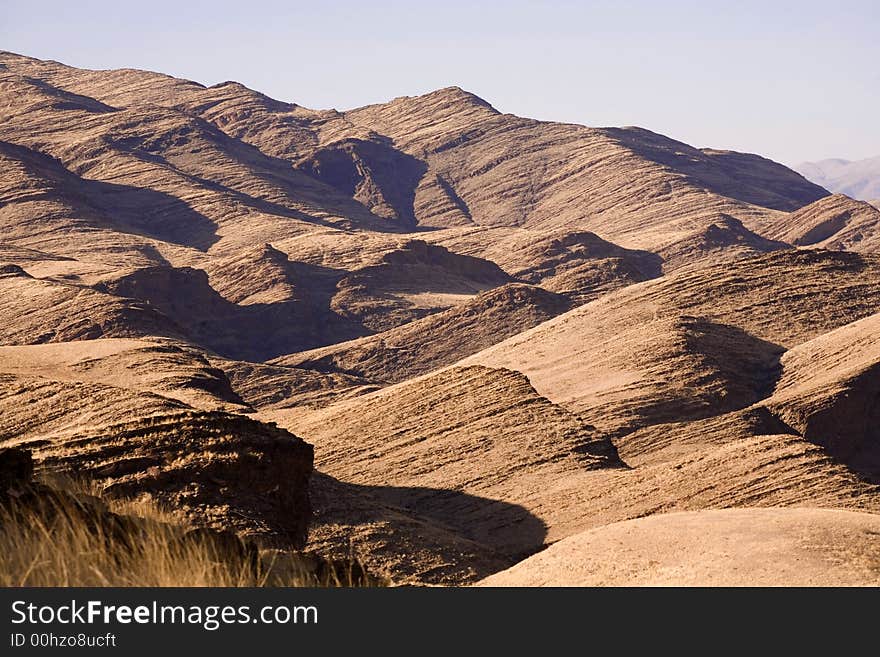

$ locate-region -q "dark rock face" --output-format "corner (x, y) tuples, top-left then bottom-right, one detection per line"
(298, 139), (428, 226)
(0, 447), (33, 490)
(0, 446), (331, 581)
(36, 411), (314, 548)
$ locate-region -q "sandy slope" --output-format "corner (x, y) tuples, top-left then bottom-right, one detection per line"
(479, 508), (880, 586)
(272, 283), (571, 384)
(0, 338), (247, 411)
(266, 258), (880, 582)
(758, 194), (880, 252)
(463, 250), (880, 428)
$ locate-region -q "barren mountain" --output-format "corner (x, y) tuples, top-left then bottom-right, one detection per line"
(0, 263), (183, 344)
(262, 250), (880, 582)
(268, 365), (622, 582)
(464, 250), (880, 431)
(3, 50), (880, 586)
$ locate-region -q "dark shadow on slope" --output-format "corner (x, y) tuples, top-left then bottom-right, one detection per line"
(309, 472), (547, 584)
(105, 139), (348, 235)
(108, 115), (414, 236)
(95, 240), (514, 360)
(769, 366), (880, 485)
(0, 140), (221, 251)
(607, 318), (786, 440)
(95, 263), (367, 361)
(81, 177), (221, 251)
(298, 138), (428, 227)
(21, 76), (117, 114)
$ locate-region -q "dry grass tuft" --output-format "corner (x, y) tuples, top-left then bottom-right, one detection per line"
(0, 476), (378, 587)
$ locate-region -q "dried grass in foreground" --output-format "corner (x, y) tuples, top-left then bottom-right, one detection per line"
(0, 477), (376, 588)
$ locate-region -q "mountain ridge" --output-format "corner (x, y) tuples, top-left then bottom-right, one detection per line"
(4, 50), (880, 585)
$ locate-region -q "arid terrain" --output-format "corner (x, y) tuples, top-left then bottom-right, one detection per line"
(2, 50), (880, 586)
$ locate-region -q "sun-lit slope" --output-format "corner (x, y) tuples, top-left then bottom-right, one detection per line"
(272, 369), (880, 583)
(757, 194), (880, 253)
(0, 338), (247, 411)
(479, 508), (880, 586)
(343, 88), (825, 254)
(214, 358), (376, 411)
(0, 263), (182, 345)
(473, 312), (784, 437)
(268, 365), (621, 580)
(205, 243), (302, 305)
(89, 238), (509, 361)
(0, 140), (173, 275)
(0, 54), (398, 258)
(0, 51), (367, 160)
(326, 239), (511, 332)
(0, 52), (423, 230)
(0, 50), (830, 325)
(273, 283), (571, 384)
(463, 251), (880, 425)
(2, 52), (825, 272)
(423, 227), (664, 301)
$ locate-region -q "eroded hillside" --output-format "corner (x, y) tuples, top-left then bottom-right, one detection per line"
(3, 50), (880, 585)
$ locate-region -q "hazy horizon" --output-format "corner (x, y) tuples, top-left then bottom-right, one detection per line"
(3, 0), (878, 166)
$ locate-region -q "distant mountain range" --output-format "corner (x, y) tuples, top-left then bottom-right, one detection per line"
(6, 50), (880, 585)
(796, 156), (880, 201)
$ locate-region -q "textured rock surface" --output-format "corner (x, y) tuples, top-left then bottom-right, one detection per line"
(766, 311), (880, 477)
(5, 49), (880, 585)
(273, 283), (571, 384)
(0, 349), (313, 547)
(267, 365), (620, 582)
(758, 194), (880, 253)
(464, 251), (880, 431)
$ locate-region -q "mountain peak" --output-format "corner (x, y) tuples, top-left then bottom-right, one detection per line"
(430, 85), (493, 104)
(349, 85), (498, 118)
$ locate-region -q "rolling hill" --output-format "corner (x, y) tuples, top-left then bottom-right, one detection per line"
(2, 50), (879, 586)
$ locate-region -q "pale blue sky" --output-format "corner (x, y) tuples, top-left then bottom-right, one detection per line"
(2, 0), (878, 165)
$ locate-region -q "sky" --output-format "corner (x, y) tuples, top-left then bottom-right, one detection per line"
(2, 0), (878, 165)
